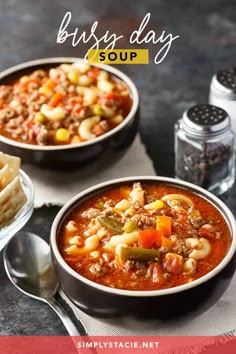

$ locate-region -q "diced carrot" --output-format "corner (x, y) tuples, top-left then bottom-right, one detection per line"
(139, 229), (162, 248)
(156, 216), (172, 237)
(49, 92), (64, 107)
(44, 79), (56, 90)
(161, 236), (172, 249)
(119, 186), (131, 199)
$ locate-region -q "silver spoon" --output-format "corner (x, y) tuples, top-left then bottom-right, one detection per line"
(3, 231), (86, 337)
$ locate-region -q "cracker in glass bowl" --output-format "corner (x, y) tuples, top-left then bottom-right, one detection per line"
(0, 153), (27, 229)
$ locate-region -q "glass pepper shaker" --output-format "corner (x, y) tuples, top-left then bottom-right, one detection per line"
(209, 67), (236, 141)
(175, 104), (235, 195)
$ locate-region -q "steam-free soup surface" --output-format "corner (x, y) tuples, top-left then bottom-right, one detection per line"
(0, 63), (132, 145)
(59, 183), (231, 291)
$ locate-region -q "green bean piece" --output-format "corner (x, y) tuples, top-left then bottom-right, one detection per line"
(123, 220), (138, 233)
(98, 217), (124, 234)
(119, 246), (160, 263)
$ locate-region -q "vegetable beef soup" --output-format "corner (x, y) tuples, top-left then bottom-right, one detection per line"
(58, 183), (231, 291)
(0, 63), (132, 146)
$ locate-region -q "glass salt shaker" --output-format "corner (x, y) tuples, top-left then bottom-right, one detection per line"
(175, 104), (235, 195)
(209, 67), (236, 142)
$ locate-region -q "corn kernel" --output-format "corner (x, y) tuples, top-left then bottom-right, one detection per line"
(56, 128), (70, 142)
(110, 115), (124, 125)
(34, 112), (46, 124)
(92, 104), (105, 116)
(39, 86), (53, 96)
(67, 70), (79, 85)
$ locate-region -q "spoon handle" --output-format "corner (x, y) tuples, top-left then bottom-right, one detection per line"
(47, 298), (98, 354)
(47, 297), (85, 336)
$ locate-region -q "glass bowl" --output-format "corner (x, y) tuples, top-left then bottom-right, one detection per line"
(0, 169), (34, 250)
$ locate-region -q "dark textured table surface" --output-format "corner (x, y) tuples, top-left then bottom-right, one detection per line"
(0, 0), (236, 336)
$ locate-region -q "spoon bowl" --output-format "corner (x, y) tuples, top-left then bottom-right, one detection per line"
(4, 232), (58, 301)
(3, 231), (85, 336)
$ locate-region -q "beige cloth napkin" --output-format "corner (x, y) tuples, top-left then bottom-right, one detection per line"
(22, 135), (156, 208)
(60, 273), (236, 337)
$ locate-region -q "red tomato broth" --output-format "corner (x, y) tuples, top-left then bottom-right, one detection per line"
(58, 183), (232, 291)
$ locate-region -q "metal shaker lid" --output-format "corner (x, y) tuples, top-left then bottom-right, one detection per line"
(210, 68), (236, 99)
(182, 104), (231, 137)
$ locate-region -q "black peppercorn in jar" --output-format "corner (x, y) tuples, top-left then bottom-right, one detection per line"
(175, 104), (235, 195)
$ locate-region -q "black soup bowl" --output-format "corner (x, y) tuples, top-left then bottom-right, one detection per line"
(0, 58), (139, 168)
(50, 176), (236, 319)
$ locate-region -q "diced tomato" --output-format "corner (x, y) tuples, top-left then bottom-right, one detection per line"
(65, 97), (83, 112)
(104, 92), (118, 100)
(87, 67), (100, 80)
(199, 225), (216, 240)
(25, 119), (34, 129)
(49, 92), (64, 107)
(139, 229), (162, 248)
(156, 216), (172, 237)
(149, 263), (165, 285)
(71, 104), (82, 115)
(19, 96), (26, 105)
(176, 214), (187, 223)
(21, 78), (40, 88)
(163, 253), (183, 274)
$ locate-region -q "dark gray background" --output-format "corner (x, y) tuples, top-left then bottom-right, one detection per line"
(0, 0), (235, 335)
